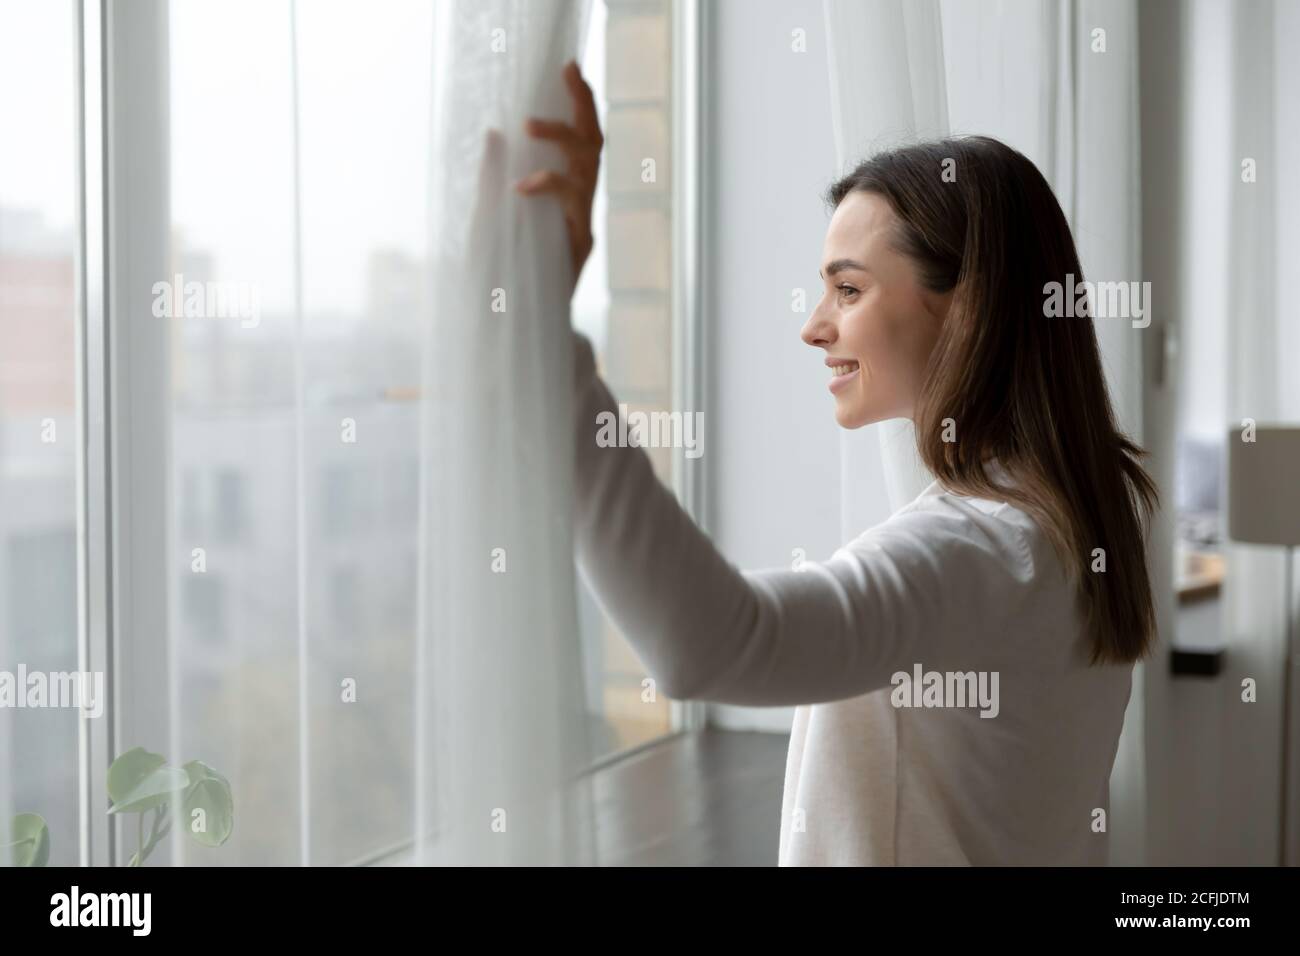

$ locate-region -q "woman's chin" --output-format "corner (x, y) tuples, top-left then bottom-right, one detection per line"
(833, 401), (875, 430)
(833, 388), (901, 429)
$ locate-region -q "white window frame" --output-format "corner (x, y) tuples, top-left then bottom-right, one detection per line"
(77, 0), (173, 867)
(670, 0), (707, 735)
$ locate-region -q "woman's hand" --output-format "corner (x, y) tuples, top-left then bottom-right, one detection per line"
(515, 59), (603, 298)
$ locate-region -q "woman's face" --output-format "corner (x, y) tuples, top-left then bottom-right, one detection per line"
(802, 190), (952, 428)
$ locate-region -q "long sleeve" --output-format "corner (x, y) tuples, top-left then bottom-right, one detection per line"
(571, 331), (1040, 707)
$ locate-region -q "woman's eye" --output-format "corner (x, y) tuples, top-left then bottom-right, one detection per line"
(837, 284), (859, 299)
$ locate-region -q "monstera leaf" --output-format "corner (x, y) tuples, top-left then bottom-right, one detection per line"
(181, 760), (234, 847)
(13, 748), (233, 867)
(107, 747), (189, 814)
(8, 813), (49, 867)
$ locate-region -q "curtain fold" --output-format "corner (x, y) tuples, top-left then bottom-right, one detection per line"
(416, 0), (594, 865)
(822, 0), (1149, 863)
(823, 0), (947, 540)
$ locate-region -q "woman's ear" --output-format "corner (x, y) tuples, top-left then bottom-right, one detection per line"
(923, 285), (956, 325)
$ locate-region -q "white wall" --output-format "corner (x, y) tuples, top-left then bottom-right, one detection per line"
(702, 0), (851, 732)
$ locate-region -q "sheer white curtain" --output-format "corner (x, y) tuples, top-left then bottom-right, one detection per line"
(822, 0), (1149, 864)
(416, 0), (595, 865)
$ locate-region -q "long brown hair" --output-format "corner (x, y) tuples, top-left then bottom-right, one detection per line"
(825, 136), (1158, 665)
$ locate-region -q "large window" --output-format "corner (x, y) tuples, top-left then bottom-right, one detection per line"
(2, 0), (694, 867)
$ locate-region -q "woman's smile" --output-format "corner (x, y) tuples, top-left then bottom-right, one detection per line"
(826, 357), (861, 393)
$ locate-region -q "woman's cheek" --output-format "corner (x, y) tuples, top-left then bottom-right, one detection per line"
(861, 322), (912, 416)
(855, 317), (898, 374)
(842, 303), (880, 362)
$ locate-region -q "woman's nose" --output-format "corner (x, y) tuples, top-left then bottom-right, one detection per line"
(800, 305), (837, 349)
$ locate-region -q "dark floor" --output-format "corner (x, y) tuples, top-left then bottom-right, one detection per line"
(587, 729), (789, 866)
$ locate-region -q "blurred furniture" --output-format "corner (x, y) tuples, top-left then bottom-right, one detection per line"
(1177, 550), (1225, 603)
(1228, 426), (1300, 865)
(1172, 548), (1226, 676)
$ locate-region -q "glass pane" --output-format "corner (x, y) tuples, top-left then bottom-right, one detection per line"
(167, 0), (301, 865)
(0, 0), (80, 866)
(293, 0), (430, 866)
(167, 0), (431, 865)
(573, 0), (677, 759)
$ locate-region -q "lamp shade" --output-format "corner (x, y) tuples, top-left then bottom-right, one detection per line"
(1227, 425), (1300, 546)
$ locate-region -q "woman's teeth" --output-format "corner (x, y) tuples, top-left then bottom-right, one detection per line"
(831, 364), (858, 377)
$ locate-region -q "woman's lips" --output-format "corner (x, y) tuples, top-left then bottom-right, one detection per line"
(827, 359), (860, 394)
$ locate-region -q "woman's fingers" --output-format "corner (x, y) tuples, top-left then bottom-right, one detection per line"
(524, 117), (580, 148)
(515, 60), (602, 291)
(514, 168), (579, 199)
(514, 169), (587, 228)
(523, 118), (597, 173)
(513, 169), (590, 276)
(515, 170), (589, 237)
(465, 127), (508, 265)
(564, 59), (602, 146)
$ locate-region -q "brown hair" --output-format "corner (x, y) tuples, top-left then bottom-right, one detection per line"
(825, 136), (1158, 665)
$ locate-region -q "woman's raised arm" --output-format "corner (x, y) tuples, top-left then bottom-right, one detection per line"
(569, 331), (1033, 707)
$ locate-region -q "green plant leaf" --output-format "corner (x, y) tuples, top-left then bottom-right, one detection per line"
(181, 760), (234, 847)
(107, 747), (188, 814)
(10, 813), (49, 867)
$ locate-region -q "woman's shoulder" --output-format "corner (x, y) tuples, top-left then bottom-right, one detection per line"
(853, 479), (1055, 589)
(903, 461), (1053, 541)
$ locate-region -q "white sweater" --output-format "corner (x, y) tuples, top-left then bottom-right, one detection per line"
(571, 332), (1135, 865)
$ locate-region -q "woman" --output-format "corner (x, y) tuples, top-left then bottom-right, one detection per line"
(517, 61), (1157, 866)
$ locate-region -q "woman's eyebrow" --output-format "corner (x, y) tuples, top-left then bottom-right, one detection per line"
(819, 258), (869, 279)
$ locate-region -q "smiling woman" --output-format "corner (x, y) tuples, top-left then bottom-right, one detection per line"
(805, 193), (951, 428)
(827, 137), (1158, 667)
(528, 66), (1157, 860)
